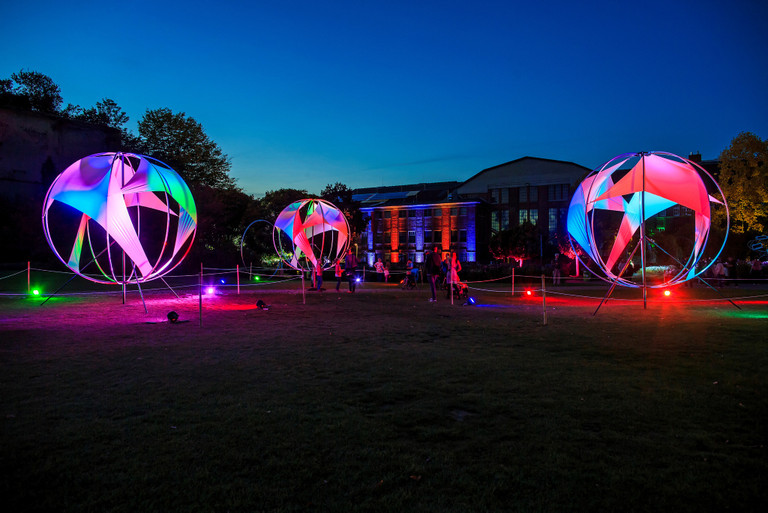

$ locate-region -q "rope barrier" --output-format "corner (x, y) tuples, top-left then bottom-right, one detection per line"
(3, 263), (768, 304)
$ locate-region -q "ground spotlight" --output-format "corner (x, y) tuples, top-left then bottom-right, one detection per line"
(254, 276), (261, 281)
(206, 286), (216, 295)
(526, 289), (532, 296)
(31, 289), (40, 296)
(167, 311), (179, 323)
(256, 299), (270, 311)
(664, 289), (671, 297)
(463, 296), (476, 306)
(220, 278), (226, 284)
(355, 277), (361, 283)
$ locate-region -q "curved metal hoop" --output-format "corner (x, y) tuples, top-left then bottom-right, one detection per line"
(568, 151), (729, 288)
(42, 152), (197, 284)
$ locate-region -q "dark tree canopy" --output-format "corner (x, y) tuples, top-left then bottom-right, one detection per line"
(489, 222), (539, 262)
(8, 70), (63, 114)
(257, 188), (311, 223)
(320, 182), (368, 237)
(718, 132), (768, 233)
(66, 98), (130, 130)
(137, 108), (236, 190)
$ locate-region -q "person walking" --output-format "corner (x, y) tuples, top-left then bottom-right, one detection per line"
(344, 249), (359, 292)
(426, 246), (442, 302)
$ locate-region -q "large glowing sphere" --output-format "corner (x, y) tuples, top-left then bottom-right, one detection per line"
(272, 199), (350, 271)
(42, 152), (197, 284)
(567, 151), (729, 287)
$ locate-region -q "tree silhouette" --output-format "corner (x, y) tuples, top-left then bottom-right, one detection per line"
(137, 108), (236, 190)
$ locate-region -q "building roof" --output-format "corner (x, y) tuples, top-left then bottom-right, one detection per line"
(353, 181), (462, 208)
(456, 156), (592, 195)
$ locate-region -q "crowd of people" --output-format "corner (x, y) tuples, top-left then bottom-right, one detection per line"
(311, 246), (468, 301)
(312, 249), (766, 297)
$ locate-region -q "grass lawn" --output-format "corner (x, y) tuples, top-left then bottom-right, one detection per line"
(1, 278), (767, 512)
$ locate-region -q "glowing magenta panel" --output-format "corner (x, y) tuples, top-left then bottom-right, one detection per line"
(566, 151), (729, 287)
(42, 152), (197, 284)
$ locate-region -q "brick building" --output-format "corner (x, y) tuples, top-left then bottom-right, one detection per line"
(354, 157), (592, 266)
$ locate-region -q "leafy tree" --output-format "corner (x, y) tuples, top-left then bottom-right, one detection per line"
(68, 98), (130, 130)
(320, 182), (368, 238)
(186, 186), (257, 268)
(8, 69), (62, 114)
(489, 222), (539, 263)
(257, 188), (311, 222)
(137, 108), (236, 190)
(718, 132), (768, 233)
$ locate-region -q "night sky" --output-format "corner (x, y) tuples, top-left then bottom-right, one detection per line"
(2, 0), (766, 196)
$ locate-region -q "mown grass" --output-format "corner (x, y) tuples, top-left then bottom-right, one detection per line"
(1, 283), (766, 512)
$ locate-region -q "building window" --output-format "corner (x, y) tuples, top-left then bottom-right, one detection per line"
(519, 186), (538, 203)
(548, 208), (558, 235)
(408, 210), (416, 218)
(501, 188), (509, 204)
(434, 231), (442, 243)
(433, 208), (442, 217)
(424, 229), (432, 243)
(399, 210), (407, 218)
(451, 230), (458, 243)
(383, 231), (390, 245)
(383, 211), (391, 219)
(408, 231), (416, 244)
(459, 206), (467, 216)
(399, 231), (406, 245)
(493, 209), (510, 231)
(459, 229), (467, 243)
(500, 209), (509, 230)
(450, 207), (457, 216)
(375, 211), (382, 219)
(491, 188), (499, 203)
(548, 183), (569, 201)
(424, 209), (431, 217)
(519, 209), (539, 225)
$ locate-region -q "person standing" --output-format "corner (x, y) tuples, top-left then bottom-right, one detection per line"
(334, 259), (343, 292)
(344, 249), (359, 292)
(447, 250), (462, 298)
(552, 257), (561, 286)
(426, 246), (442, 302)
(374, 257), (385, 282)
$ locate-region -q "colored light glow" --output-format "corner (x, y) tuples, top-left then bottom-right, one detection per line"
(220, 279), (226, 284)
(526, 289), (532, 296)
(355, 277), (361, 283)
(254, 276), (261, 281)
(206, 286), (216, 295)
(567, 152), (729, 288)
(42, 152), (197, 285)
(664, 289), (671, 297)
(31, 289), (40, 296)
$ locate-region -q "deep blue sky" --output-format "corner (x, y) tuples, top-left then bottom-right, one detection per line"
(2, 0), (767, 197)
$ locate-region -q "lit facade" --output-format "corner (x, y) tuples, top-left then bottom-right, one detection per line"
(354, 157), (592, 266)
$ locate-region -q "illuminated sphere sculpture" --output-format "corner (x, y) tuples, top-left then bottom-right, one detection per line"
(272, 199), (350, 272)
(42, 152), (197, 284)
(567, 151), (729, 287)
